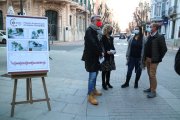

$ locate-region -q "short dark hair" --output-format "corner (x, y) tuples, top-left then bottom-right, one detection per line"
(152, 23), (160, 30)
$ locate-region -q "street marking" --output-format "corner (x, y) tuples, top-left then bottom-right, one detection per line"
(116, 43), (128, 46)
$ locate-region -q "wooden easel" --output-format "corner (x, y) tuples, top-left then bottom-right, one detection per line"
(2, 72), (51, 117)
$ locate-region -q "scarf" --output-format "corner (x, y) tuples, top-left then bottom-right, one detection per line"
(89, 23), (102, 41)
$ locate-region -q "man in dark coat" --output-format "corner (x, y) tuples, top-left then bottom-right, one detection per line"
(82, 15), (103, 105)
(175, 48), (180, 75)
(143, 23), (167, 98)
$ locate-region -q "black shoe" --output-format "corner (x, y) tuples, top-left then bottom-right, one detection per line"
(121, 83), (129, 88)
(107, 83), (113, 88)
(134, 83), (138, 88)
(143, 88), (151, 93)
(102, 84), (108, 90)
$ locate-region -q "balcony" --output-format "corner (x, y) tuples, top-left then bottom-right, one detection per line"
(151, 16), (163, 22)
(168, 6), (177, 17)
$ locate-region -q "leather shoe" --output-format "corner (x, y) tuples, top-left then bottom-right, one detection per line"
(121, 83), (129, 88)
(147, 91), (156, 98)
(143, 88), (151, 93)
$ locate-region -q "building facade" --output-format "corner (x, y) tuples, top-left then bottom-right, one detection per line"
(150, 0), (180, 41)
(0, 0), (92, 42)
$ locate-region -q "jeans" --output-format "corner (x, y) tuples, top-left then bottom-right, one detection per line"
(88, 72), (98, 95)
(127, 57), (142, 78)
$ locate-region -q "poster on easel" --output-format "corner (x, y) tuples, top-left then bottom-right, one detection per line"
(6, 15), (49, 74)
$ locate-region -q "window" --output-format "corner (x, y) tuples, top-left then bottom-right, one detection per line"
(45, 10), (58, 40)
(0, 10), (3, 30)
(76, 16), (78, 28)
(83, 18), (85, 31)
(154, 2), (162, 17)
(178, 26), (180, 38)
(70, 15), (72, 26)
(79, 17), (82, 31)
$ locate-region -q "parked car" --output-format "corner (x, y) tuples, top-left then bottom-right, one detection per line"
(113, 34), (120, 38)
(119, 33), (126, 39)
(0, 31), (7, 44)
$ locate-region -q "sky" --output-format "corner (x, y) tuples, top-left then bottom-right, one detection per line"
(106, 0), (149, 31)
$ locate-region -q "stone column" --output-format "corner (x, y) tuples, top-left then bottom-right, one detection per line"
(57, 13), (63, 41)
(61, 3), (67, 42)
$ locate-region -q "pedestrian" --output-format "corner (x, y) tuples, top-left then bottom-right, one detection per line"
(174, 47), (180, 75)
(101, 24), (116, 90)
(121, 26), (146, 88)
(143, 23), (167, 98)
(81, 15), (104, 105)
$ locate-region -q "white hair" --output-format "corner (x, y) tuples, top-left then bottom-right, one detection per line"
(91, 15), (101, 22)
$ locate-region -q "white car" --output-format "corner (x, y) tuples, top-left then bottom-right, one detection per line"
(0, 31), (7, 44)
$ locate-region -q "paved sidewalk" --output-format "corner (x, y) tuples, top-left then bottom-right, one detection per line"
(0, 39), (180, 120)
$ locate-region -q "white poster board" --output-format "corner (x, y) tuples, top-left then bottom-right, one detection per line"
(6, 15), (49, 74)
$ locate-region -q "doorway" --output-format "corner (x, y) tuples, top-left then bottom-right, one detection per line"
(45, 10), (58, 41)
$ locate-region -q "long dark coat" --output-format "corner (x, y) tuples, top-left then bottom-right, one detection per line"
(175, 48), (180, 75)
(81, 27), (103, 72)
(101, 35), (116, 71)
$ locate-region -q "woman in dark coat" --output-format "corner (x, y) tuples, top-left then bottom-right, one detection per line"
(101, 24), (116, 90)
(121, 26), (146, 88)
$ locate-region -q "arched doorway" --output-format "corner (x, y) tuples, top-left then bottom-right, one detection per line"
(0, 10), (3, 30)
(45, 10), (58, 40)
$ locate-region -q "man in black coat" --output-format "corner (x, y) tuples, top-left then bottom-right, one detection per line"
(82, 15), (103, 105)
(143, 23), (167, 98)
(175, 48), (180, 75)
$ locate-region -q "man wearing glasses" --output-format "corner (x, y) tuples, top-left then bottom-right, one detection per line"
(82, 15), (103, 105)
(143, 23), (167, 98)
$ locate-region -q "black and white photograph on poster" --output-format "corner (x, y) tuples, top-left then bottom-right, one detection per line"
(8, 41), (28, 51)
(28, 40), (48, 51)
(8, 28), (28, 39)
(30, 29), (45, 39)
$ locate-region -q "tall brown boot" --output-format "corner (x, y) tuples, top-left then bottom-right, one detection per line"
(88, 92), (98, 105)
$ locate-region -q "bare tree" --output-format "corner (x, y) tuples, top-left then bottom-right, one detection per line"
(132, 1), (150, 31)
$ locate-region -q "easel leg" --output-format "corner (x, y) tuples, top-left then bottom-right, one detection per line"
(42, 77), (51, 111)
(29, 78), (33, 104)
(11, 79), (18, 117)
(26, 78), (29, 100)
